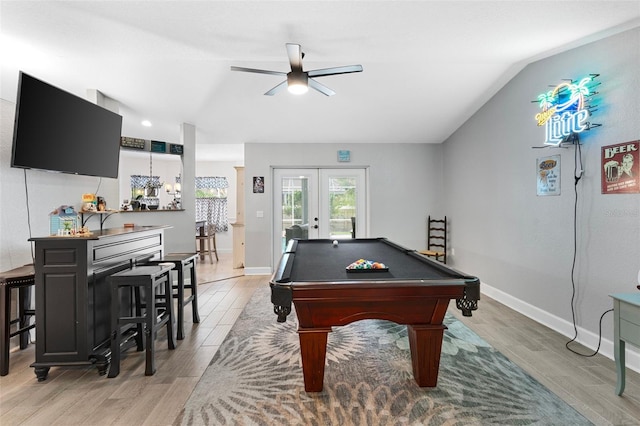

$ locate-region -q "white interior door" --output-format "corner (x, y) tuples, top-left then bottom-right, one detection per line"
(273, 168), (367, 267)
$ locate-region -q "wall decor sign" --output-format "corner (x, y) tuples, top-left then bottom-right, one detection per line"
(601, 141), (639, 194)
(534, 74), (600, 146)
(337, 150), (351, 162)
(253, 176), (264, 193)
(537, 155), (561, 196)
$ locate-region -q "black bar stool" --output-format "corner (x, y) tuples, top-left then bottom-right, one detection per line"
(0, 264), (36, 376)
(107, 265), (175, 377)
(145, 253), (200, 340)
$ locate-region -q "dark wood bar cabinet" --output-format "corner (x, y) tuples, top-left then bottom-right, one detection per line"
(28, 226), (168, 381)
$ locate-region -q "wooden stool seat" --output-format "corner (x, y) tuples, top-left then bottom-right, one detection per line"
(107, 265), (175, 377)
(145, 253), (200, 340)
(1, 264), (36, 376)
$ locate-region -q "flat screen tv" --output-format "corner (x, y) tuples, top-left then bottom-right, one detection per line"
(11, 72), (123, 178)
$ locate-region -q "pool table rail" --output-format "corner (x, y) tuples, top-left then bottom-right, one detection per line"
(270, 238), (480, 322)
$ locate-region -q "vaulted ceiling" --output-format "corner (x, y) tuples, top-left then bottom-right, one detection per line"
(2, 1), (639, 160)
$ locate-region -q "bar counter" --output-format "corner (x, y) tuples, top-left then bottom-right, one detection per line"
(28, 225), (169, 380)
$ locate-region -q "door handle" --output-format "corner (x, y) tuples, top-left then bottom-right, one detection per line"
(312, 224), (318, 229)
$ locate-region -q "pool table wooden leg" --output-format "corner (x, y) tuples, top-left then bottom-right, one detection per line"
(407, 324), (446, 387)
(298, 327), (332, 392)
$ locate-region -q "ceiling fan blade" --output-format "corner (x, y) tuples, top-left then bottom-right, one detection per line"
(286, 43), (303, 72)
(308, 64), (363, 78)
(264, 80), (288, 96)
(308, 78), (336, 96)
(230, 66), (286, 76)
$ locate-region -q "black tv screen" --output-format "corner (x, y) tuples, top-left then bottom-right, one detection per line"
(11, 72), (122, 178)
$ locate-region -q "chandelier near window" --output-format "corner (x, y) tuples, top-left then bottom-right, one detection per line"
(144, 151), (163, 198)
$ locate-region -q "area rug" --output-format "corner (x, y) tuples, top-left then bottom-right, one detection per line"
(179, 288), (592, 425)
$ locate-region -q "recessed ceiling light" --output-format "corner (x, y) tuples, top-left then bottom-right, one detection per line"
(141, 120), (152, 127)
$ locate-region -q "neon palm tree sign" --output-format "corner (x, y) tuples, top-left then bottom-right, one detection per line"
(534, 74), (600, 146)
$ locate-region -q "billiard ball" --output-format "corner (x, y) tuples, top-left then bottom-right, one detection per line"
(332, 240), (338, 246)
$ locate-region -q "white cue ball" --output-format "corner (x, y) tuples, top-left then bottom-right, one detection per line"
(332, 240), (338, 246)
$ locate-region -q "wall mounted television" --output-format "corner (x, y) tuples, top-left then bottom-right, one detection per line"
(11, 71), (123, 179)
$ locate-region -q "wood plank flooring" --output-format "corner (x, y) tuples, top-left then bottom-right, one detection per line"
(1, 253), (639, 425)
(450, 298), (640, 425)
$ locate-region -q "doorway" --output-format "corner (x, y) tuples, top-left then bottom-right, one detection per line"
(273, 168), (367, 267)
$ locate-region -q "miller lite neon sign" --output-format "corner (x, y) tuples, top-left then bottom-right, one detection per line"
(535, 74), (600, 146)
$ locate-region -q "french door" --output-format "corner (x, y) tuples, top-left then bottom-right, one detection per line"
(273, 168), (367, 267)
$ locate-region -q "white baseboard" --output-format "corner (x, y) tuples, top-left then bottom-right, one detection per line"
(228, 270), (640, 374)
(481, 281), (640, 374)
(244, 266), (271, 276)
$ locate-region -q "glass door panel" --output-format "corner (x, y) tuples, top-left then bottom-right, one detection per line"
(273, 168), (366, 268)
(273, 169), (318, 263)
(319, 169), (366, 240)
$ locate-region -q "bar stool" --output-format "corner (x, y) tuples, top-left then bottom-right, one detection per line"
(145, 253), (200, 340)
(107, 265), (175, 378)
(1, 264), (36, 376)
(196, 221), (218, 263)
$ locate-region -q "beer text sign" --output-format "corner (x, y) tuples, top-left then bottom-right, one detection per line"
(602, 141), (639, 194)
(537, 155), (561, 196)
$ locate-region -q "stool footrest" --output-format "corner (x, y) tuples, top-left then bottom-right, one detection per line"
(9, 323), (36, 339)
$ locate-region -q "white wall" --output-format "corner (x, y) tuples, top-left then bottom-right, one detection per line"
(0, 99), (197, 272)
(244, 142), (443, 273)
(442, 28), (640, 366)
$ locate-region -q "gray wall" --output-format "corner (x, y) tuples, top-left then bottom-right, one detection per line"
(244, 142), (444, 273)
(442, 28), (640, 364)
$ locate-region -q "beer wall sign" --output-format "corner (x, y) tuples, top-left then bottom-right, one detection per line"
(537, 155), (561, 196)
(534, 74), (600, 146)
(602, 141), (639, 194)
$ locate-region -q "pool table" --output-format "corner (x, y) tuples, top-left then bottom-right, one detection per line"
(270, 237), (480, 392)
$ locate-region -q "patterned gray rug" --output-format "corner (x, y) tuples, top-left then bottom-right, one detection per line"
(179, 287), (592, 425)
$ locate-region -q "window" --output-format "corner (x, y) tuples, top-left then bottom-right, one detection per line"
(196, 176), (229, 232)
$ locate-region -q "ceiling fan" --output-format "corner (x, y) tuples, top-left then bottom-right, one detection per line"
(230, 43), (363, 96)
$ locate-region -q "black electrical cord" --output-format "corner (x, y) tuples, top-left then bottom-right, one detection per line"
(565, 136), (613, 357)
(23, 169), (35, 263)
(94, 177), (102, 196)
(23, 169), (36, 345)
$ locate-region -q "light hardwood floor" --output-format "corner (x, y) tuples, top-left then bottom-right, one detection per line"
(1, 253), (639, 425)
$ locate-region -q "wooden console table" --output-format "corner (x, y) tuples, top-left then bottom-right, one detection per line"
(610, 293), (640, 396)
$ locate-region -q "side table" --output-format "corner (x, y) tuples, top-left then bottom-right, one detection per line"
(610, 293), (640, 396)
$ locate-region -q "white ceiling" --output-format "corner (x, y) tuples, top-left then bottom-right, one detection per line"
(2, 1), (639, 161)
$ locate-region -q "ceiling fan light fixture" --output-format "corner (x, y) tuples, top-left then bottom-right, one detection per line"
(287, 73), (308, 95)
(231, 43), (362, 96)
